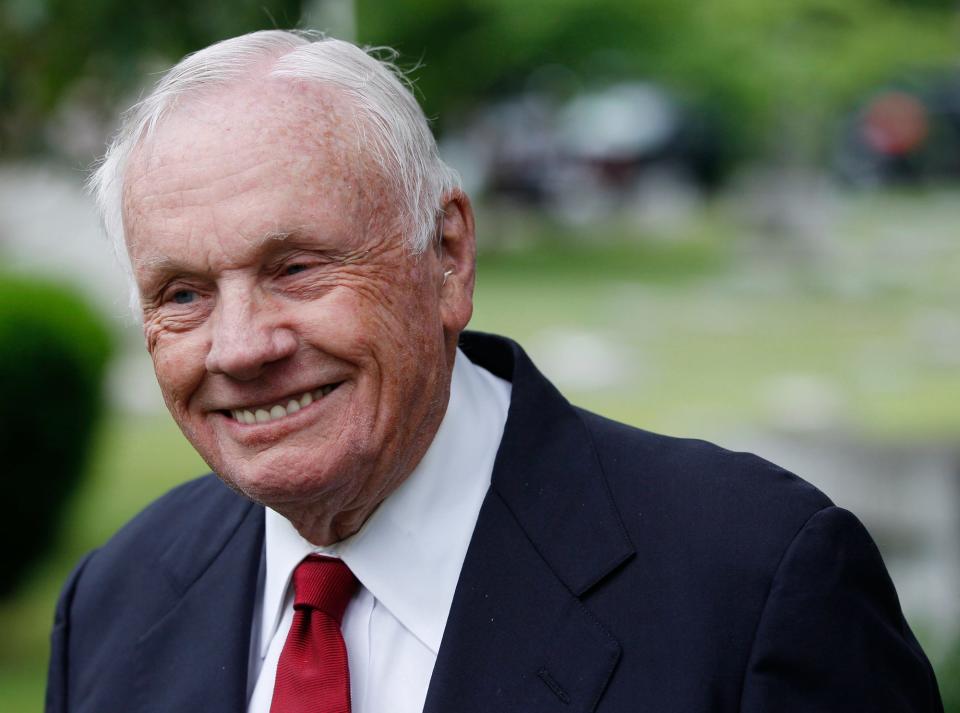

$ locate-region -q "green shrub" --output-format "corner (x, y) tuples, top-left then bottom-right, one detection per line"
(0, 275), (112, 597)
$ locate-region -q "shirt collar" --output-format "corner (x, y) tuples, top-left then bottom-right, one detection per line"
(260, 348), (511, 655)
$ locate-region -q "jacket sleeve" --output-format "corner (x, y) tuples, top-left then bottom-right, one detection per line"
(45, 551), (96, 713)
(739, 506), (943, 712)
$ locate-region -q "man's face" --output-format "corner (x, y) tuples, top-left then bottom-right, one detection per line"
(122, 80), (473, 541)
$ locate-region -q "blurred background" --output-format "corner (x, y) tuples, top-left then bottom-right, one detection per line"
(1, 0), (958, 709)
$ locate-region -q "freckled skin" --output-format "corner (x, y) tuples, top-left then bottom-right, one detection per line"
(123, 76), (476, 545)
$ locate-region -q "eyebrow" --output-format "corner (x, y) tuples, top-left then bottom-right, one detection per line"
(133, 253), (188, 275)
(256, 229), (299, 247)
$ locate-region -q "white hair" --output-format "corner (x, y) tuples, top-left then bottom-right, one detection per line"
(89, 30), (462, 314)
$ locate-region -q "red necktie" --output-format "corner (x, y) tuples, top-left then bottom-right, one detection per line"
(270, 555), (359, 713)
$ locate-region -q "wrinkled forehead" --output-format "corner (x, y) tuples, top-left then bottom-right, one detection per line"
(122, 77), (400, 235)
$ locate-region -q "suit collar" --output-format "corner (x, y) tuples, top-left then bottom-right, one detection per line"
(460, 331), (635, 595)
(424, 332), (634, 712)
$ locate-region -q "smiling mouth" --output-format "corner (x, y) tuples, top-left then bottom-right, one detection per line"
(223, 382), (343, 425)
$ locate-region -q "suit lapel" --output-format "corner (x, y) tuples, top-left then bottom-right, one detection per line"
(135, 484), (264, 713)
(424, 334), (634, 713)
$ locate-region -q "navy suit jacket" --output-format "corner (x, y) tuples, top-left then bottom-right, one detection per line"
(47, 332), (942, 712)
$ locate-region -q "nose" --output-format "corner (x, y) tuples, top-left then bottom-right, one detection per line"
(205, 288), (298, 380)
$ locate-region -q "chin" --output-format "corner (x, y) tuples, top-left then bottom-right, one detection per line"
(213, 446), (370, 512)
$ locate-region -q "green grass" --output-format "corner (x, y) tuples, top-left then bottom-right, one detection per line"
(3, 190), (959, 712)
(474, 278), (960, 439)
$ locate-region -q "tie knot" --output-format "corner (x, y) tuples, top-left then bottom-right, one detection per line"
(292, 555), (358, 622)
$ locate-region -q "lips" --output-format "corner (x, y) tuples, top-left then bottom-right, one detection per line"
(225, 383), (342, 425)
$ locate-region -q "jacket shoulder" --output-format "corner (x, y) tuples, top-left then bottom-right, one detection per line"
(94, 474), (247, 564)
(68, 474), (255, 618)
(575, 409), (834, 561)
(570, 410), (938, 712)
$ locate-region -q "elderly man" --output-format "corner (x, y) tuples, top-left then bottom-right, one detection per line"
(47, 30), (941, 713)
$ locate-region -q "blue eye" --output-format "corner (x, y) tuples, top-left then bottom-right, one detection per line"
(172, 290), (197, 304)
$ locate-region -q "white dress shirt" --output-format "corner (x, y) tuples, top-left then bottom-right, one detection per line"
(247, 349), (512, 713)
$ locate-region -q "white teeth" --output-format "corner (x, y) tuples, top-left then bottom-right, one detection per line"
(233, 384), (339, 425)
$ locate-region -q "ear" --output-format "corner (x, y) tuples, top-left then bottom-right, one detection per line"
(436, 189), (476, 341)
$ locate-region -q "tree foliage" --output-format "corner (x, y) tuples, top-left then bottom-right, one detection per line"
(358, 0), (959, 160)
(0, 0), (956, 164)
(0, 0), (303, 155)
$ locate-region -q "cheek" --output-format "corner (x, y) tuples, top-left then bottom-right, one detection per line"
(296, 285), (404, 358)
(148, 331), (208, 412)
